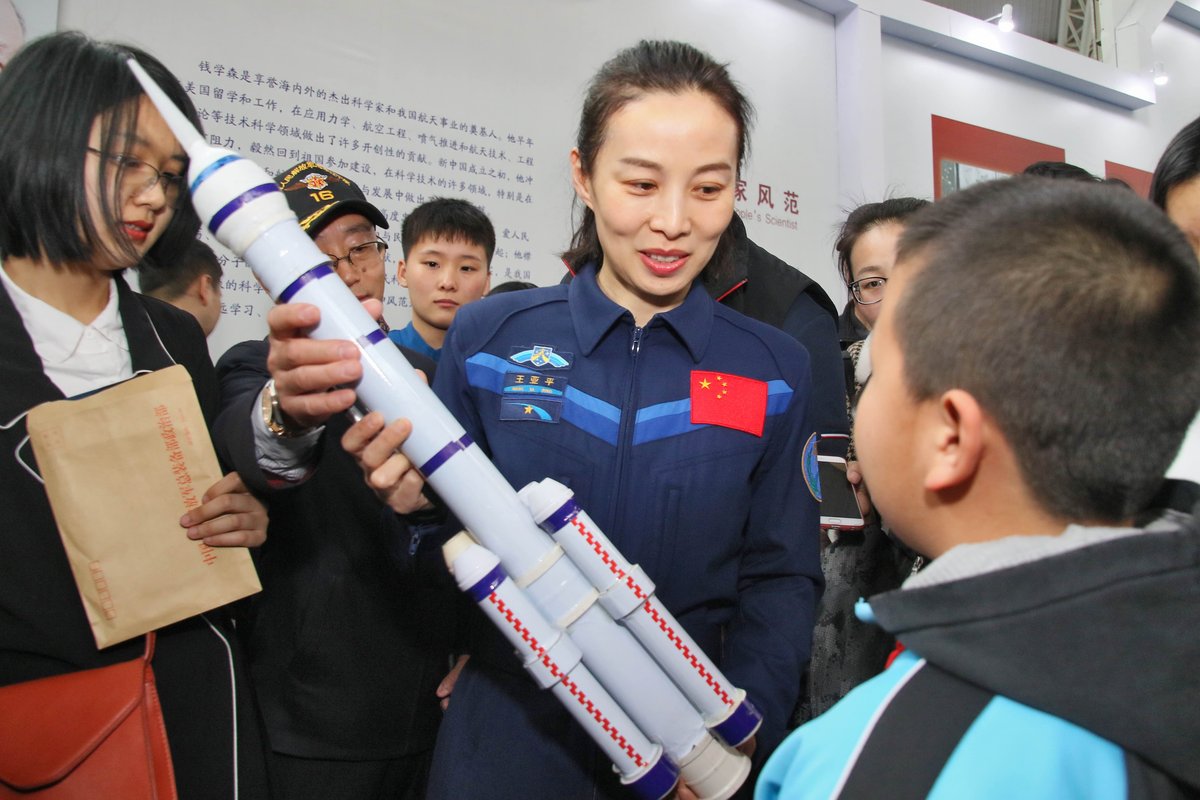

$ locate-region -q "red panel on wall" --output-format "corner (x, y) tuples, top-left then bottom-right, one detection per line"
(1104, 161), (1153, 199)
(931, 115), (1065, 199)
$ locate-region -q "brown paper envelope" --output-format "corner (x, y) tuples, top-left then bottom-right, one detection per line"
(27, 365), (261, 648)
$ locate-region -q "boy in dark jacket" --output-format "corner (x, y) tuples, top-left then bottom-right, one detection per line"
(758, 177), (1200, 799)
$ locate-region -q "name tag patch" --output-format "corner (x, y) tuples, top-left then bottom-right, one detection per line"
(500, 372), (566, 423)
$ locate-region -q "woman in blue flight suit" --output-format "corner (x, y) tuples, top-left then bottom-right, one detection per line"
(350, 40), (822, 800)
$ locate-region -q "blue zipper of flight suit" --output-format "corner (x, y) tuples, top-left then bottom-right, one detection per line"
(609, 323), (644, 528)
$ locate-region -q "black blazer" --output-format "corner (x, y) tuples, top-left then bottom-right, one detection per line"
(213, 338), (456, 760)
(0, 275), (268, 798)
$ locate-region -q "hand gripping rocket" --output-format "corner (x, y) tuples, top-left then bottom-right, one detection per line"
(130, 60), (761, 800)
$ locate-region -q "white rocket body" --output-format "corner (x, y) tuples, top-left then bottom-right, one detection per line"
(443, 534), (679, 799)
(130, 60), (755, 800)
(518, 479), (763, 746)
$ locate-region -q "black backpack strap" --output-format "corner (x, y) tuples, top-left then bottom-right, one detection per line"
(837, 660), (993, 799)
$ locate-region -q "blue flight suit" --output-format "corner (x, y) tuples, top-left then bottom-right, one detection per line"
(426, 264), (822, 799)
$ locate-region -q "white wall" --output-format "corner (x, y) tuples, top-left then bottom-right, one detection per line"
(59, 0), (841, 360)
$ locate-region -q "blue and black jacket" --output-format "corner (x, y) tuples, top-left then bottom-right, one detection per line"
(758, 504), (1200, 799)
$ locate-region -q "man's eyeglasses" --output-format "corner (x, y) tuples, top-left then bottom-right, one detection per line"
(325, 240), (388, 272)
(848, 276), (887, 305)
(87, 148), (187, 209)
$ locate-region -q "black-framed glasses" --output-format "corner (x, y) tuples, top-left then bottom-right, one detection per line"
(325, 240), (388, 272)
(87, 147), (187, 209)
(848, 276), (888, 305)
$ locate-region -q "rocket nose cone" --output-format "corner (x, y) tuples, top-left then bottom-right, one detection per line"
(443, 530), (477, 572)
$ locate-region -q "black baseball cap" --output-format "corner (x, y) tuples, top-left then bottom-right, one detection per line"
(275, 160), (389, 235)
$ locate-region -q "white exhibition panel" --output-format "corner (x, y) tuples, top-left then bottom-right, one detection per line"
(59, 0), (842, 360)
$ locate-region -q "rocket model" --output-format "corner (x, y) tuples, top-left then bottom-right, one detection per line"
(130, 61), (761, 800)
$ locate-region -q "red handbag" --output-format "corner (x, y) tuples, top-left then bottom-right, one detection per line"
(0, 632), (177, 799)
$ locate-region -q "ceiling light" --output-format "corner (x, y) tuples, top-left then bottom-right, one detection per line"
(1152, 61), (1169, 86)
(986, 3), (1015, 32)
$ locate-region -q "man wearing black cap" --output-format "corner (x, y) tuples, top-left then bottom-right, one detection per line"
(275, 161), (393, 306)
(212, 161), (454, 800)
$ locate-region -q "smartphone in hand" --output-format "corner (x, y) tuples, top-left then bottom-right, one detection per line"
(818, 455), (865, 531)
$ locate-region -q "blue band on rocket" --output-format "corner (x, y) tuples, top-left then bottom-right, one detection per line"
(190, 154), (241, 193)
(358, 328), (389, 348)
(279, 263), (336, 303)
(711, 698), (763, 747)
(628, 754), (680, 800)
(419, 434), (474, 477)
(466, 564), (507, 602)
(540, 497), (582, 534)
(208, 182), (279, 235)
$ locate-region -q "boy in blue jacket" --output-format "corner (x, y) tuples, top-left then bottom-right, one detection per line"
(758, 176), (1200, 799)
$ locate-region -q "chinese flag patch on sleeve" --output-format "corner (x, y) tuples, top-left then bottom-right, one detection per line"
(690, 371), (768, 436)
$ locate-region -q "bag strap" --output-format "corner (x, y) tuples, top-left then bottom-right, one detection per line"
(143, 631), (157, 664)
(837, 660), (993, 799)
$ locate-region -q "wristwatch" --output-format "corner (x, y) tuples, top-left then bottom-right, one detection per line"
(261, 379), (316, 438)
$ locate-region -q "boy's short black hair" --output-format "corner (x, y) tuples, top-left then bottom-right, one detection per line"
(0, 32), (203, 269)
(140, 239), (223, 300)
(894, 177), (1200, 521)
(400, 197), (495, 266)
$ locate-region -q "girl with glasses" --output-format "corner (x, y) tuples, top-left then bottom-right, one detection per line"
(834, 198), (929, 347)
(0, 32), (269, 797)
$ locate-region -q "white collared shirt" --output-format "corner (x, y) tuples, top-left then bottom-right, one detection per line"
(0, 264), (132, 397)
